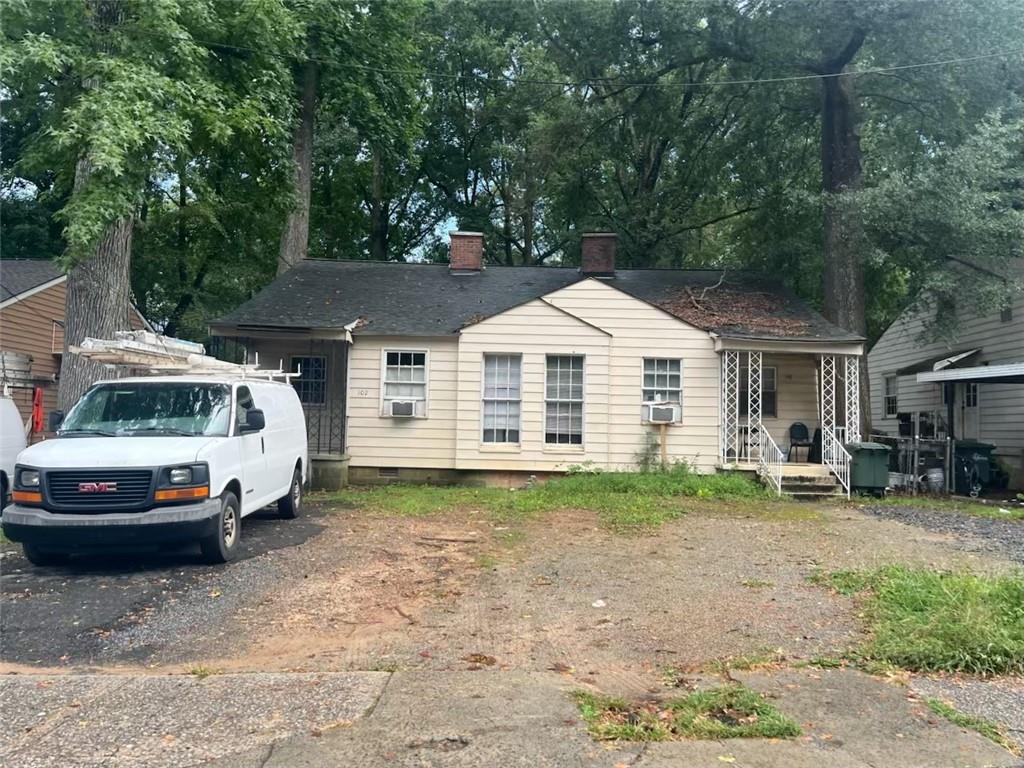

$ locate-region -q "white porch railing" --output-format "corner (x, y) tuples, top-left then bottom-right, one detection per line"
(822, 427), (851, 497)
(758, 429), (784, 495)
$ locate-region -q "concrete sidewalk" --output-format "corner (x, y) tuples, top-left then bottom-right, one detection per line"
(2, 669), (1020, 768)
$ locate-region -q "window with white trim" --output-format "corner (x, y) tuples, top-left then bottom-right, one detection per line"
(482, 354), (521, 443)
(642, 358), (682, 404)
(884, 375), (898, 417)
(739, 365), (777, 418)
(383, 350), (427, 416)
(290, 355), (327, 405)
(965, 382), (979, 408)
(545, 355), (584, 445)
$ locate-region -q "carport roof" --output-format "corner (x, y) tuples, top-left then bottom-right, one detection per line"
(917, 362), (1024, 385)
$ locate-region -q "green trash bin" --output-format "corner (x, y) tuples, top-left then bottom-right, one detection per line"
(845, 442), (892, 495)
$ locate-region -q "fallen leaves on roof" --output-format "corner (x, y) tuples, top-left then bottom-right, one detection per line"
(656, 286), (812, 336)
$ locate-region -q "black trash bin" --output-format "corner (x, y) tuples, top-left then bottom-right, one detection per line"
(846, 442), (892, 496)
(953, 440), (997, 495)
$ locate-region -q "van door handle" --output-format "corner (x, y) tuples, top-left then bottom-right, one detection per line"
(261, 437), (265, 454)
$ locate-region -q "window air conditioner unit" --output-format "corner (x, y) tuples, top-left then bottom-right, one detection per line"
(389, 400), (416, 417)
(646, 403), (678, 424)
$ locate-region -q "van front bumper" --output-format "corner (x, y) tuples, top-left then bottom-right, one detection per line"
(1, 500), (221, 551)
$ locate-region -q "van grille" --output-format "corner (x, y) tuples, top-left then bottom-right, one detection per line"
(46, 469), (154, 512)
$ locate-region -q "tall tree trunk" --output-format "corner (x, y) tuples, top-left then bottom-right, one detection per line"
(277, 60), (317, 275)
(819, 29), (872, 435)
(521, 199), (534, 265)
(58, 160), (134, 410)
(369, 150), (389, 260)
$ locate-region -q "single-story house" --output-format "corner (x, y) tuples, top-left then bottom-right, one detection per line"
(0, 258), (150, 441)
(210, 233), (864, 491)
(868, 277), (1024, 488)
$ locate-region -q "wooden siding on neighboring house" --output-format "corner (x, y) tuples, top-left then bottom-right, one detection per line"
(1, 280), (67, 441)
(868, 290), (1024, 481)
(1, 278), (150, 442)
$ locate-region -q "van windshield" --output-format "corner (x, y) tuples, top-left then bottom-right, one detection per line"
(60, 382), (232, 437)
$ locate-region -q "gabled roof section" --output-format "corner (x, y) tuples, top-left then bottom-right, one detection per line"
(211, 259), (861, 343)
(0, 259), (65, 304)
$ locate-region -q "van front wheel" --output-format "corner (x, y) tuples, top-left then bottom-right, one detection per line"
(23, 544), (71, 567)
(278, 468), (302, 519)
(200, 493), (240, 564)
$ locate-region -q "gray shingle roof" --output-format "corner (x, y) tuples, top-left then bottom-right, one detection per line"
(0, 259), (63, 302)
(212, 259), (862, 343)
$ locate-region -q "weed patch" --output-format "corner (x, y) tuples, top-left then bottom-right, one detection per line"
(573, 686), (801, 741)
(816, 566), (1024, 675)
(703, 650), (785, 674)
(185, 665), (220, 679)
(925, 698), (1019, 754)
(328, 465), (773, 531)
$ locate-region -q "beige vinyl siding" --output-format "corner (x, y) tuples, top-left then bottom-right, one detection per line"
(347, 335), (458, 468)
(868, 289), (1024, 476)
(543, 280), (721, 472)
(759, 354), (820, 453)
(456, 299), (611, 471)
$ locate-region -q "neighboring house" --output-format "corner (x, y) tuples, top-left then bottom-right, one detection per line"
(210, 233), (864, 490)
(0, 259), (150, 441)
(868, 283), (1024, 488)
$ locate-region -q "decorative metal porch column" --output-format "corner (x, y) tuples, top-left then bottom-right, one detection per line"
(747, 351), (763, 460)
(721, 350), (740, 463)
(820, 354), (837, 436)
(844, 356), (861, 443)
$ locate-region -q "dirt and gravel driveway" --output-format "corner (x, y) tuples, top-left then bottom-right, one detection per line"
(2, 497), (1022, 766)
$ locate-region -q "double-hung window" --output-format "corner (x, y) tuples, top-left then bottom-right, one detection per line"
(884, 375), (898, 418)
(740, 366), (777, 418)
(290, 355), (327, 406)
(482, 355), (521, 443)
(642, 358), (682, 404)
(383, 350), (427, 416)
(545, 355), (584, 445)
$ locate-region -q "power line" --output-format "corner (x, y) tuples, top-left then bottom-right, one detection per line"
(176, 32), (1024, 90)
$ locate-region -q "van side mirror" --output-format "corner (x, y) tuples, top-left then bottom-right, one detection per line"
(240, 408), (265, 433)
(49, 410), (65, 431)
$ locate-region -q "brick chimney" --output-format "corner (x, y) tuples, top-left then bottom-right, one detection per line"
(449, 231), (484, 272)
(580, 232), (617, 276)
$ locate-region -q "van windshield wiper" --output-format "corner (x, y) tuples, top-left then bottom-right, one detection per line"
(58, 428), (119, 437)
(126, 427), (198, 436)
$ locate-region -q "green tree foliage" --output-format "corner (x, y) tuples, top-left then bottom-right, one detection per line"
(3, 0), (1021, 350)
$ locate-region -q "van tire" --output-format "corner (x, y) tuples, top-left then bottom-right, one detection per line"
(200, 493), (240, 564)
(23, 544), (71, 567)
(278, 468), (302, 519)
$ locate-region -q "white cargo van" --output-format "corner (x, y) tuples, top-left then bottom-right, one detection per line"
(1, 375), (308, 565)
(1, 392), (28, 510)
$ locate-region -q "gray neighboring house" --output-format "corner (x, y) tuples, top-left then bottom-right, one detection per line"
(868, 282), (1024, 489)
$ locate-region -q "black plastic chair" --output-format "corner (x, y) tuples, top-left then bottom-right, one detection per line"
(788, 422), (813, 462)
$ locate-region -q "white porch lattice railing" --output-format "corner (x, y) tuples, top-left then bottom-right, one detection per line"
(757, 429), (784, 495)
(822, 427), (851, 497)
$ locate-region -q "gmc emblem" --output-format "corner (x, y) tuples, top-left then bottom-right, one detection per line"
(79, 482), (118, 493)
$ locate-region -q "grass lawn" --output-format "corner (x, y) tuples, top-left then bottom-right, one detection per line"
(815, 566), (1024, 675)
(326, 465), (775, 530)
(573, 686), (801, 741)
(868, 495), (1024, 521)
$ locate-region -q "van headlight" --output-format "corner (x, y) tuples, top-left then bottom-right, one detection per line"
(169, 467), (193, 485)
(18, 469), (40, 487)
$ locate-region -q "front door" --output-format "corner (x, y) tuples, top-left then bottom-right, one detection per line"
(958, 382), (980, 440)
(234, 385), (268, 512)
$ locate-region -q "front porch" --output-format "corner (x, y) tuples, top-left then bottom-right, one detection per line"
(717, 346), (863, 496)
